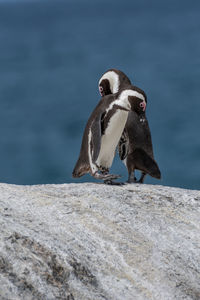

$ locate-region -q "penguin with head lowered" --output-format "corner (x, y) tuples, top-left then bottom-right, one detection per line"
(72, 86), (147, 184)
(98, 68), (161, 183)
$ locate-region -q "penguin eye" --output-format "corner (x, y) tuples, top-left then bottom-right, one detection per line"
(140, 101), (146, 111)
(99, 86), (103, 92)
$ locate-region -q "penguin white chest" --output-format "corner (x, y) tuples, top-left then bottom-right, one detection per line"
(96, 110), (128, 168)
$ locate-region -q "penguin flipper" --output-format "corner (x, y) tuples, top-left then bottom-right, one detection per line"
(90, 114), (102, 163)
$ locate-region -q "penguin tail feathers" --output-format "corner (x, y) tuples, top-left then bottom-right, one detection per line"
(72, 159), (90, 178)
(72, 168), (82, 178)
(131, 148), (161, 179)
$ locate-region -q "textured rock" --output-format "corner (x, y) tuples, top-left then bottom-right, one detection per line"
(0, 182), (200, 300)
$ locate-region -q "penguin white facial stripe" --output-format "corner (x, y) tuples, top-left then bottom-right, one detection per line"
(119, 89), (145, 102)
(106, 89), (145, 114)
(99, 71), (119, 94)
(88, 129), (98, 174)
(106, 98), (131, 114)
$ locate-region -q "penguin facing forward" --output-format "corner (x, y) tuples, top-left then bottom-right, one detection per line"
(98, 69), (161, 183)
(72, 86), (147, 184)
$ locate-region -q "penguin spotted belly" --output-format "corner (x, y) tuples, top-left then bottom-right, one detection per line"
(96, 110), (128, 168)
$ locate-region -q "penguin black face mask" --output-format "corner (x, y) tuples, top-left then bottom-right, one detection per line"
(99, 79), (111, 96)
(128, 96), (146, 115)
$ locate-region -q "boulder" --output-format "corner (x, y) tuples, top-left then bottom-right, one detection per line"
(0, 183), (199, 299)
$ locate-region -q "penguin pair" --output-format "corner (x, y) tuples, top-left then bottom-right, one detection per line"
(73, 69), (161, 184)
(98, 69), (161, 183)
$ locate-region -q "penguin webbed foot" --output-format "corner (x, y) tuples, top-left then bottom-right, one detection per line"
(93, 171), (121, 181)
(104, 179), (124, 186)
(127, 171), (146, 184)
(127, 177), (137, 184)
(127, 171), (137, 184)
(136, 172), (146, 184)
(134, 179), (143, 184)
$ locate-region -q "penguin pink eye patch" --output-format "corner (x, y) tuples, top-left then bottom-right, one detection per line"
(140, 101), (146, 111)
(99, 86), (104, 95)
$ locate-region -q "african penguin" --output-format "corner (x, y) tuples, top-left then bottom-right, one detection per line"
(72, 86), (147, 184)
(98, 68), (161, 183)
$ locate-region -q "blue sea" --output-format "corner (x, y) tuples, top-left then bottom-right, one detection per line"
(0, 0), (199, 189)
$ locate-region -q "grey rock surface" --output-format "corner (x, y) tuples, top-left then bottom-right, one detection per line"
(0, 182), (200, 300)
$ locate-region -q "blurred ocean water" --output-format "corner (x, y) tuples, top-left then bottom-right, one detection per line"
(0, 0), (199, 189)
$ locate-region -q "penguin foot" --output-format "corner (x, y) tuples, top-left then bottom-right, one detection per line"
(127, 175), (137, 184)
(127, 177), (137, 184)
(136, 172), (146, 184)
(93, 172), (121, 181)
(135, 180), (143, 184)
(104, 180), (124, 186)
(127, 171), (146, 184)
(134, 178), (144, 184)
